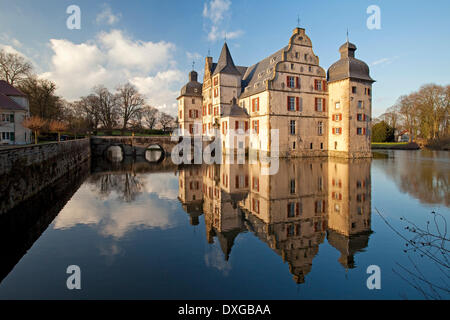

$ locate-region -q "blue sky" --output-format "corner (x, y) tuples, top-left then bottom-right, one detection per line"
(0, 0), (449, 116)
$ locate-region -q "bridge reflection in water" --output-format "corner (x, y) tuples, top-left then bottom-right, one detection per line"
(178, 157), (372, 284)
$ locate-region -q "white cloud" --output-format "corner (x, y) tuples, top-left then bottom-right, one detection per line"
(371, 56), (399, 67)
(41, 29), (183, 116)
(96, 3), (122, 25)
(203, 0), (243, 42)
(53, 173), (182, 239)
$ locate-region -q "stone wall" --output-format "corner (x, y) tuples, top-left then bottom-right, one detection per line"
(0, 138), (90, 214)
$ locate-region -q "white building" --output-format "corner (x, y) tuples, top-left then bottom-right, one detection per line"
(0, 80), (31, 145)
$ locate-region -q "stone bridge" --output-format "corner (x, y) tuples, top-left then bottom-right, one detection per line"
(90, 136), (180, 162)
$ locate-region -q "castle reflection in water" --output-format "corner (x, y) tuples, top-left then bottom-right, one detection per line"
(178, 157), (372, 284)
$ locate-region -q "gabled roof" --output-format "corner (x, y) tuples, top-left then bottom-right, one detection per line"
(221, 97), (249, 118)
(213, 43), (241, 76)
(0, 80), (26, 97)
(239, 46), (286, 99)
(0, 93), (27, 111)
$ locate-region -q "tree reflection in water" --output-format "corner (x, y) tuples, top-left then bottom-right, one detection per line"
(377, 209), (449, 299)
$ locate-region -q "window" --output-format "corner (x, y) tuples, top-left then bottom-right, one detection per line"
(314, 79), (322, 91)
(179, 110), (182, 119)
(252, 98), (260, 112)
(358, 100), (364, 109)
(293, 141), (296, 150)
(304, 54), (308, 61)
(1, 132), (14, 140)
(291, 63), (294, 70)
(287, 76), (298, 88)
(252, 177), (259, 191)
(192, 98), (195, 104)
(287, 96), (296, 111)
(290, 179), (296, 194)
(315, 98), (325, 112)
(334, 141), (338, 150)
(287, 203), (296, 218)
(1, 114), (14, 122)
(310, 143), (313, 149)
(332, 127), (342, 135)
(357, 127), (366, 135)
(352, 86), (357, 94)
(332, 113), (342, 121)
(320, 142), (323, 150)
(357, 113), (366, 121)
(295, 52), (299, 59)
(335, 102), (340, 109)
(368, 88), (371, 96)
(214, 77), (218, 86)
(208, 104), (212, 115)
(318, 121), (323, 135)
(308, 66), (312, 72)
(252, 120), (259, 134)
(290, 120), (296, 135)
(214, 88), (218, 97)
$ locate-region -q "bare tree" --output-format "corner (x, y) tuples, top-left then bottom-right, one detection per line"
(0, 49), (32, 86)
(92, 86), (119, 134)
(22, 116), (46, 144)
(141, 105), (159, 130)
(158, 112), (174, 133)
(116, 83), (145, 132)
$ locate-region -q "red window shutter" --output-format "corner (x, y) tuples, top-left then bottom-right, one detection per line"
(323, 80), (327, 91)
(235, 121), (239, 130)
(296, 97), (299, 111)
(256, 98), (259, 111)
(222, 123), (224, 134)
(235, 176), (239, 188)
(257, 178), (259, 191)
(332, 114), (335, 121)
(245, 121), (249, 132)
(286, 76), (289, 87)
(315, 98), (318, 111)
(287, 96), (290, 111)
(332, 128), (335, 134)
(314, 201), (318, 213)
(314, 80), (318, 90)
(245, 175), (249, 187)
(257, 120), (259, 134)
(323, 98), (326, 112)
(296, 77), (299, 88)
(322, 200), (326, 211)
(363, 128), (366, 135)
(252, 99), (255, 112)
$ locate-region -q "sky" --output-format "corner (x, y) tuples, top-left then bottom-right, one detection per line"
(0, 0), (449, 117)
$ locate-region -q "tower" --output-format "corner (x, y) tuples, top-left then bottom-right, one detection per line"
(327, 41), (375, 158)
(177, 70), (203, 135)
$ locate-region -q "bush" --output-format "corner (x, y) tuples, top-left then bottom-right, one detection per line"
(372, 121), (395, 142)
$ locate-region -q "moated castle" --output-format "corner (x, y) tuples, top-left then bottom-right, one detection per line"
(177, 27), (374, 158)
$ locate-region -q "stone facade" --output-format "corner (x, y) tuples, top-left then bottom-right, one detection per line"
(0, 138), (90, 214)
(178, 28), (374, 158)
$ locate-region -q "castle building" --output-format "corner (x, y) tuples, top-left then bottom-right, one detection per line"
(178, 27), (374, 158)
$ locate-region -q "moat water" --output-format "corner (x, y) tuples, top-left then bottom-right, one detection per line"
(0, 150), (448, 299)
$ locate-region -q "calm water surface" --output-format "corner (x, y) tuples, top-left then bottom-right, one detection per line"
(0, 150), (448, 299)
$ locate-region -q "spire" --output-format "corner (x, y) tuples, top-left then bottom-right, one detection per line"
(213, 42), (241, 76)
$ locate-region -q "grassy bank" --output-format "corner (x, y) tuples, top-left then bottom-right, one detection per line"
(371, 142), (420, 150)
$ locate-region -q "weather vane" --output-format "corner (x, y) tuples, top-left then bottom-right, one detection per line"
(192, 61), (195, 70)
(346, 28), (349, 43)
(297, 15), (300, 27)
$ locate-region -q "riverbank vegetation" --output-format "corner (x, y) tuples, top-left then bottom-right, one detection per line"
(375, 84), (449, 150)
